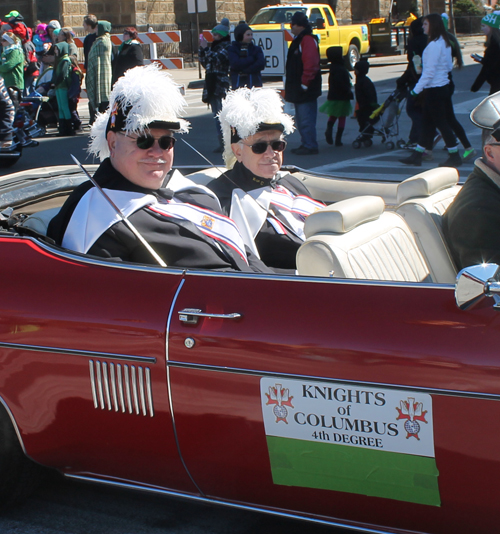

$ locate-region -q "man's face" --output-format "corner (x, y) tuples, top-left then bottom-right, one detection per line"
(232, 130), (284, 180)
(107, 128), (174, 190)
(290, 23), (303, 36)
(484, 142), (500, 174)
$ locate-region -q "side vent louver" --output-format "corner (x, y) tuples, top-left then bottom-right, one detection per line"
(89, 360), (154, 417)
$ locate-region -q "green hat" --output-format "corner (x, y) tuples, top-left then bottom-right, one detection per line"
(212, 17), (230, 37)
(5, 10), (21, 21)
(482, 12), (500, 30)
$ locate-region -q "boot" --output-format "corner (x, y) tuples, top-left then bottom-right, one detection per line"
(325, 122), (333, 145)
(335, 128), (344, 147)
(439, 151), (462, 168)
(57, 119), (65, 137)
(399, 150), (423, 166)
(65, 119), (75, 136)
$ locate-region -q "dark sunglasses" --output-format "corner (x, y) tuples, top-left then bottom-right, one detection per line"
(241, 140), (287, 154)
(121, 132), (176, 150)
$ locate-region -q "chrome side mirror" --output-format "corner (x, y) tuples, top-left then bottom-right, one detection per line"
(455, 263), (500, 310)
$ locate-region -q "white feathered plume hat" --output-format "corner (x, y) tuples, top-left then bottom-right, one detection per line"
(88, 64), (190, 161)
(218, 87), (294, 168)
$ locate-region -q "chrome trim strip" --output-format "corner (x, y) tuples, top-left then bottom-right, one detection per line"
(117, 364), (125, 413)
(65, 474), (396, 534)
(89, 360), (98, 409)
(0, 341), (156, 364)
(102, 362), (111, 411)
(110, 363), (118, 412)
(167, 361), (500, 402)
(124, 365), (132, 414)
(146, 367), (154, 418)
(138, 366), (146, 417)
(96, 361), (104, 409)
(131, 366), (139, 415)
(165, 278), (205, 496)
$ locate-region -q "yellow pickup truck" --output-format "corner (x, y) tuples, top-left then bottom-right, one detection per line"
(248, 2), (370, 69)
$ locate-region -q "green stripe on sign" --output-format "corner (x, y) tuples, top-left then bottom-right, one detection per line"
(267, 436), (440, 506)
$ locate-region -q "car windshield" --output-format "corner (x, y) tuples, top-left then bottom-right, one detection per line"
(249, 7), (306, 24)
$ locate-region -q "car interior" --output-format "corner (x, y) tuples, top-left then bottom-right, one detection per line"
(8, 166), (460, 284)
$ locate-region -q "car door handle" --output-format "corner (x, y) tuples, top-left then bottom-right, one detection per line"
(178, 308), (242, 324)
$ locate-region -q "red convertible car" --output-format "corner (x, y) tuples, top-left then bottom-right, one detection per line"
(0, 164), (499, 534)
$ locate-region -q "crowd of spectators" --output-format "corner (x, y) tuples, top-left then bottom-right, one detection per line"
(0, 10), (144, 138)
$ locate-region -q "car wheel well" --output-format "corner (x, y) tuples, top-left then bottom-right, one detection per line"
(0, 399), (48, 507)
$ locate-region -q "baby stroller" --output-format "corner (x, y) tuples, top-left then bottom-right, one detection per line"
(352, 89), (406, 150)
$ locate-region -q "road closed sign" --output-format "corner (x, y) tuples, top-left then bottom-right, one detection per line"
(251, 30), (288, 76)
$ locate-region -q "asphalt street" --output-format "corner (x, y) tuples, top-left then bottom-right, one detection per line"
(1, 37), (486, 182)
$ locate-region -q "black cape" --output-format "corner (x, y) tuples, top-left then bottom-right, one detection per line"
(207, 162), (313, 271)
(47, 158), (272, 273)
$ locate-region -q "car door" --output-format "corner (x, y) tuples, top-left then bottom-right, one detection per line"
(168, 271), (500, 534)
(0, 236), (195, 493)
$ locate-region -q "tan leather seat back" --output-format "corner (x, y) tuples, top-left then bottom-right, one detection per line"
(297, 196), (430, 282)
(396, 168), (460, 284)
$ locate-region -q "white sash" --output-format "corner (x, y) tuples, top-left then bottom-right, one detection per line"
(63, 188), (248, 263)
(229, 184), (324, 255)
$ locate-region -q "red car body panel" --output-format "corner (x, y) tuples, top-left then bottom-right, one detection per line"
(0, 238), (195, 493)
(1, 236), (500, 533)
(168, 273), (500, 534)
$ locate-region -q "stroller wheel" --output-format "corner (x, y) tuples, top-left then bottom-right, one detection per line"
(397, 139), (406, 149)
(386, 141), (395, 150)
(362, 139), (373, 148)
(352, 140), (361, 149)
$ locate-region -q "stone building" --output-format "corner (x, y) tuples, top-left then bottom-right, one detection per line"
(0, 0), (443, 29)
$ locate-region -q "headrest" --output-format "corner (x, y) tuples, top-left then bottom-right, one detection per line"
(397, 168), (459, 204)
(304, 196), (385, 238)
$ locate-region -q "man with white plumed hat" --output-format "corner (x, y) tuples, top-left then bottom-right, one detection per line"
(48, 64), (270, 272)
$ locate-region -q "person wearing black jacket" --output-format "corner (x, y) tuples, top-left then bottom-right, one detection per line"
(396, 18), (428, 146)
(112, 27), (144, 86)
(471, 13), (500, 96)
(354, 60), (378, 142)
(285, 12), (322, 155)
(48, 65), (270, 274)
(228, 22), (265, 89)
(207, 87), (324, 272)
(319, 46), (353, 146)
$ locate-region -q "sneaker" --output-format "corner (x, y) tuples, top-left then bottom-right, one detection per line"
(422, 151), (433, 161)
(463, 148), (477, 161)
(291, 146), (319, 155)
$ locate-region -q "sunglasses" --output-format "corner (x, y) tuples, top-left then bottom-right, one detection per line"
(241, 140), (287, 154)
(120, 132), (176, 150)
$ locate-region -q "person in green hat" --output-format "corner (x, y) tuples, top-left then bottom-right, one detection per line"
(0, 31), (24, 90)
(53, 42), (74, 136)
(86, 20), (112, 124)
(471, 12), (500, 95)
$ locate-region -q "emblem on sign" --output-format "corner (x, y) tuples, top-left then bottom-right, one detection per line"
(396, 397), (428, 439)
(265, 383), (294, 423)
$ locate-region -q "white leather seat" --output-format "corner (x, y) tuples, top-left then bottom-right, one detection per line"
(297, 195), (431, 282)
(21, 207), (60, 236)
(396, 168), (460, 284)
